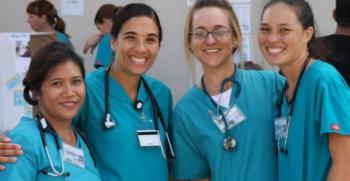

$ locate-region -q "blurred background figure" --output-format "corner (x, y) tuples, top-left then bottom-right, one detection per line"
(242, 61), (263, 70)
(83, 4), (121, 69)
(26, 0), (74, 50)
(319, 0), (350, 86)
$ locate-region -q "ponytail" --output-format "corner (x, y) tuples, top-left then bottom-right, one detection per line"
(54, 16), (69, 37)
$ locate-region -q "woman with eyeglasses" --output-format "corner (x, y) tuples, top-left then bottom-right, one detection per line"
(0, 42), (100, 180)
(258, 0), (350, 180)
(171, 0), (283, 180)
(26, 0), (74, 49)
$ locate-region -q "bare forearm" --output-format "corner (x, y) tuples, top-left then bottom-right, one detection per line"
(328, 164), (350, 181)
(328, 134), (350, 181)
(193, 178), (210, 181)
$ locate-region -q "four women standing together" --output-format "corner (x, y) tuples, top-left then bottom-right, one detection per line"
(1, 0), (350, 181)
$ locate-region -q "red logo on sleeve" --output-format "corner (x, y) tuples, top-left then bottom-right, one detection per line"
(331, 123), (341, 132)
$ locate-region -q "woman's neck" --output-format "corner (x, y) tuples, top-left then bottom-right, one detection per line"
(39, 111), (76, 146)
(280, 51), (310, 101)
(39, 25), (55, 33)
(202, 60), (235, 96)
(110, 63), (140, 102)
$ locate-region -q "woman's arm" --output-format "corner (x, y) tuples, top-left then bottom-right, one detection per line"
(0, 135), (23, 170)
(193, 178), (210, 181)
(327, 133), (350, 181)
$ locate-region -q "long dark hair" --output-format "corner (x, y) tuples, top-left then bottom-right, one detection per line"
(26, 0), (68, 36)
(23, 42), (84, 105)
(261, 0), (327, 60)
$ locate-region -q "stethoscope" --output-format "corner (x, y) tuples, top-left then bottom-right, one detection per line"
(201, 69), (241, 151)
(276, 56), (310, 154)
(103, 66), (175, 159)
(36, 113), (95, 177)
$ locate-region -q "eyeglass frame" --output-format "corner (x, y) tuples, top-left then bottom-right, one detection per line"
(189, 27), (233, 40)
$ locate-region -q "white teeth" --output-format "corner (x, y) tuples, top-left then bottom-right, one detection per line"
(268, 48), (283, 54)
(204, 49), (220, 53)
(61, 102), (76, 107)
(131, 56), (146, 64)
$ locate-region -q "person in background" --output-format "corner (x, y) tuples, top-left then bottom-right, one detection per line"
(319, 0), (350, 86)
(171, 0), (283, 180)
(83, 4), (121, 69)
(258, 0), (350, 180)
(26, 0), (74, 49)
(0, 3), (173, 181)
(242, 61), (263, 70)
(0, 42), (100, 180)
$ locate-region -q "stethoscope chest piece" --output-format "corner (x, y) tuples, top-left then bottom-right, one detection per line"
(223, 136), (236, 151)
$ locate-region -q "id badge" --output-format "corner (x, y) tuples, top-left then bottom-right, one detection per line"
(274, 117), (288, 140)
(137, 130), (161, 147)
(63, 143), (85, 168)
(225, 104), (246, 129)
(212, 116), (226, 133)
(211, 104), (246, 133)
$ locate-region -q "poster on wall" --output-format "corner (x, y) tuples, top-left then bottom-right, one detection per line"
(187, 0), (196, 8)
(61, 0), (84, 16)
(0, 33), (33, 133)
(9, 33), (31, 75)
(232, 4), (251, 34)
(234, 34), (252, 63)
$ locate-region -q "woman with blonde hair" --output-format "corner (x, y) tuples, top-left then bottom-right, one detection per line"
(171, 0), (283, 180)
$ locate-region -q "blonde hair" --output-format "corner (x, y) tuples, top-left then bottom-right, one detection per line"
(184, 0), (243, 80)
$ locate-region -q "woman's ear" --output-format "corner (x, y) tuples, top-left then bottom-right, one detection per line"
(304, 26), (314, 43)
(32, 90), (40, 100)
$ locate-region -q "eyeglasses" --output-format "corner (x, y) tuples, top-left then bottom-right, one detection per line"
(190, 28), (232, 40)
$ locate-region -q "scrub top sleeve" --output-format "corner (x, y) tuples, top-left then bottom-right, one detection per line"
(0, 133), (38, 180)
(273, 73), (286, 115)
(171, 108), (210, 180)
(317, 76), (350, 136)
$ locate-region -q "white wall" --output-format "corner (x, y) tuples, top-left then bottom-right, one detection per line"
(0, 0), (336, 102)
(0, 0), (189, 103)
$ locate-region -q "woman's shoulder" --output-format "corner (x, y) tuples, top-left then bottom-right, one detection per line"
(242, 69), (282, 81)
(85, 68), (105, 85)
(309, 60), (346, 84)
(239, 69), (285, 90)
(8, 117), (41, 146)
(142, 74), (171, 93)
(175, 86), (202, 111)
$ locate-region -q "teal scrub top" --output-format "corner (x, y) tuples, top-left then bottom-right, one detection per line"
(56, 31), (74, 50)
(94, 34), (113, 68)
(171, 68), (284, 181)
(277, 60), (350, 181)
(0, 117), (101, 181)
(75, 68), (173, 181)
